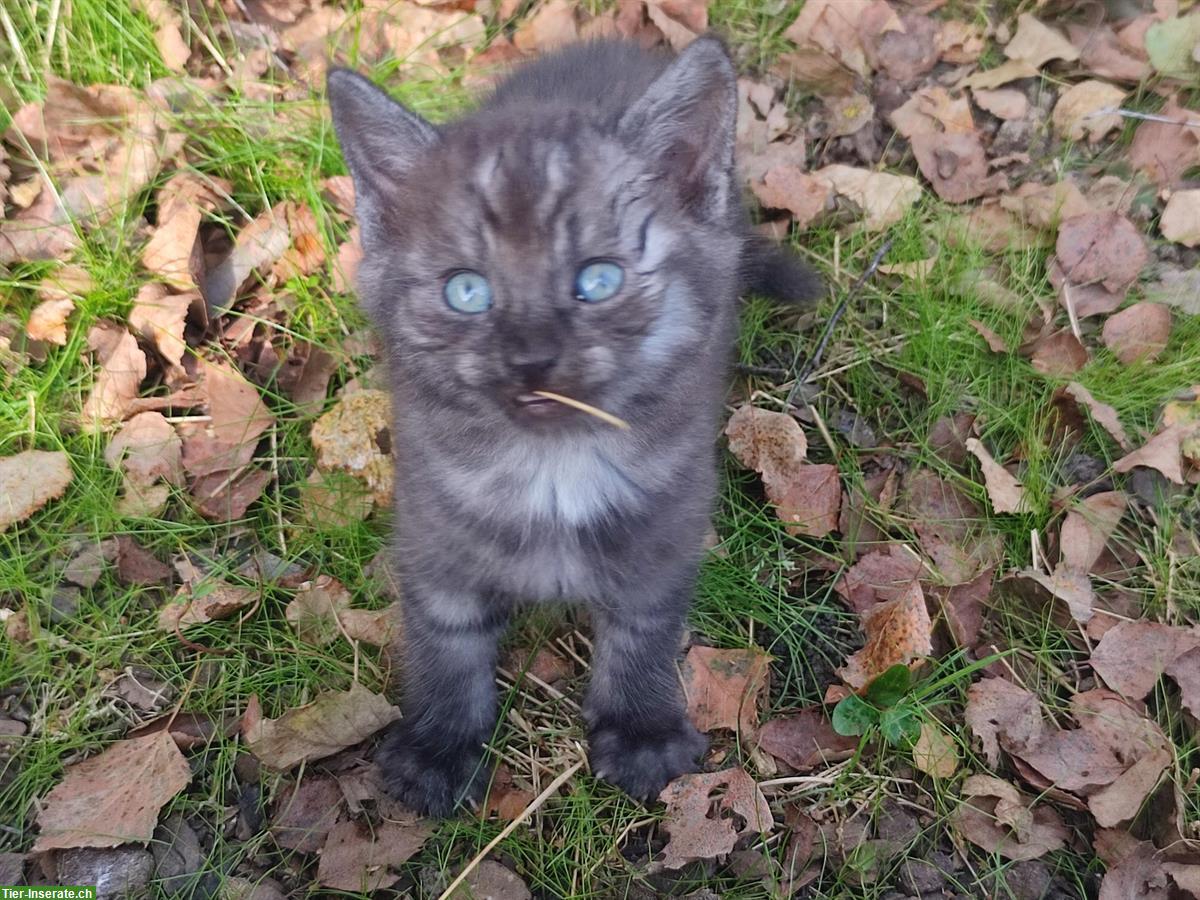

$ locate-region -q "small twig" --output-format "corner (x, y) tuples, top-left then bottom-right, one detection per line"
(436, 756), (585, 900)
(1088, 106), (1200, 128)
(787, 236), (894, 409)
(531, 391), (629, 430)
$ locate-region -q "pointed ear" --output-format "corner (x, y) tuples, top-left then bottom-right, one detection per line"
(618, 37), (738, 221)
(326, 68), (439, 245)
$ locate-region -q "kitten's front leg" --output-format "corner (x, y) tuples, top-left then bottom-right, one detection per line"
(376, 582), (508, 817)
(585, 581), (706, 800)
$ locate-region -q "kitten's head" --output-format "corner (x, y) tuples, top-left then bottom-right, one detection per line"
(327, 39), (741, 431)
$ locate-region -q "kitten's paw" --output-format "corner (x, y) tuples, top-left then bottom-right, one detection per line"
(589, 717), (707, 801)
(375, 724), (487, 818)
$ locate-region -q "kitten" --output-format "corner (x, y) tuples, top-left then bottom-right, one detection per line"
(327, 36), (821, 817)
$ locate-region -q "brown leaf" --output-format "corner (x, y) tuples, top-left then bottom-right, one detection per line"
(316, 814), (432, 892)
(311, 390), (394, 506)
(243, 684), (400, 770)
(203, 204), (293, 312)
(968, 319), (1007, 353)
(81, 322), (147, 432)
(141, 172), (228, 291)
(953, 775), (1068, 861)
(270, 775), (344, 852)
(1056, 211), (1147, 294)
(331, 226), (363, 294)
(1102, 303), (1172, 365)
(824, 92), (875, 138)
(481, 765), (536, 822)
(971, 88), (1027, 120)
(1066, 23), (1150, 82)
(1022, 568), (1096, 623)
(912, 722), (958, 778)
(868, 11), (939, 83)
(449, 860), (532, 900)
(838, 581), (932, 690)
(128, 283), (192, 368)
(114, 535), (172, 586)
(0, 450), (73, 532)
(749, 165), (831, 228)
(298, 469), (374, 529)
(1063, 383), (1133, 451)
(1161, 189), (1200, 247)
(1113, 424), (1188, 484)
(1002, 181), (1092, 231)
(812, 165), (923, 231)
(902, 468), (1003, 584)
(1051, 81), (1125, 143)
(1089, 745), (1172, 828)
(909, 131), (1004, 203)
(1004, 14), (1080, 69)
(965, 677), (1046, 768)
(930, 567), (993, 648)
(834, 544), (924, 614)
(962, 58), (1040, 90)
(285, 575), (353, 646)
(132, 0), (191, 71)
(513, 0), (578, 52)
(725, 404), (808, 479)
(27, 298), (76, 346)
(105, 411), (183, 518)
(937, 19), (985, 64)
(890, 86), (975, 138)
(1129, 101), (1200, 189)
(657, 768), (773, 870)
(645, 0), (703, 50)
(756, 707), (857, 771)
(1091, 620), (1200, 701)
(774, 463), (841, 538)
(157, 578), (258, 631)
(784, 0), (877, 79)
(33, 731), (191, 851)
(682, 645), (771, 737)
(1060, 491), (1126, 574)
(1027, 330), (1089, 377)
(966, 438), (1029, 514)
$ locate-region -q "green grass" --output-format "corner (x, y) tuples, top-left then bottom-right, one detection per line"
(4, 0), (1200, 897)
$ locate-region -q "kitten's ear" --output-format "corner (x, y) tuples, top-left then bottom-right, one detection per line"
(618, 37), (738, 220)
(327, 68), (439, 243)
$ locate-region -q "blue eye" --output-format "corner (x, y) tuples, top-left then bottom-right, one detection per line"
(575, 261), (624, 303)
(443, 270), (493, 314)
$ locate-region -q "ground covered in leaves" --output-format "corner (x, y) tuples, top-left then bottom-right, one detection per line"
(2, 0), (1200, 897)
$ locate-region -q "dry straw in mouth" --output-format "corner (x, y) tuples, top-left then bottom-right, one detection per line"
(531, 391), (630, 430)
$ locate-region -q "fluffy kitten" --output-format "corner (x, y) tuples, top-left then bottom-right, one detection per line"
(327, 36), (821, 817)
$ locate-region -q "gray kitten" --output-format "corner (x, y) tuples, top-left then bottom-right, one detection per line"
(327, 37), (820, 817)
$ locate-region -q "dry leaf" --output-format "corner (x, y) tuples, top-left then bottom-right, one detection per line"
(105, 411), (183, 516)
(141, 172), (227, 291)
(902, 468), (1004, 584)
(33, 731), (190, 851)
(912, 722), (958, 778)
(242, 684), (400, 770)
(1063, 382), (1132, 451)
(285, 576), (353, 646)
(868, 11), (939, 83)
(972, 88), (1027, 120)
(969, 319), (1007, 353)
(835, 543), (923, 614)
(1023, 568), (1096, 623)
(890, 86), (975, 138)
(81, 322), (147, 432)
(750, 165), (832, 228)
(310, 389), (394, 506)
(937, 19), (985, 64)
(1004, 14), (1080, 69)
(26, 298), (76, 345)
(911, 131), (1007, 203)
(645, 0), (703, 50)
(1002, 181), (1092, 231)
(0, 450), (73, 532)
(954, 775), (1068, 861)
(157, 579), (257, 631)
(1129, 101), (1200, 189)
(784, 0), (877, 79)
(128, 283), (192, 368)
(203, 203), (293, 311)
(814, 165), (922, 231)
(824, 93), (875, 138)
(133, 0), (191, 71)
(756, 707), (857, 771)
(962, 58), (1040, 90)
(1052, 81), (1125, 143)
(838, 581), (932, 690)
(681, 645), (771, 737)
(448, 860), (532, 900)
(270, 775), (343, 852)
(965, 678), (1046, 768)
(1102, 303), (1172, 365)
(1113, 424), (1188, 484)
(657, 768), (773, 870)
(1029, 330), (1089, 377)
(966, 438), (1029, 514)
(1060, 492), (1127, 574)
(513, 0), (578, 52)
(1090, 620), (1200, 701)
(1160, 189), (1200, 247)
(316, 814), (432, 892)
(1066, 23), (1150, 82)
(1056, 211), (1147, 294)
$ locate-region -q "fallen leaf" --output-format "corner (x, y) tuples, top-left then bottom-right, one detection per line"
(645, 1), (703, 50)
(310, 390), (394, 506)
(966, 439), (1029, 514)
(868, 11), (939, 83)
(912, 722), (958, 778)
(299, 469), (374, 529)
(911, 131), (1007, 203)
(128, 283), (192, 368)
(1055, 212), (1147, 294)
(965, 677), (1046, 767)
(1160, 189), (1200, 247)
(81, 322), (147, 432)
(813, 165), (923, 231)
(331, 226), (363, 293)
(929, 568), (993, 648)
(774, 463), (841, 538)
(242, 684), (400, 770)
(105, 411), (183, 515)
(890, 86), (976, 138)
(1004, 14), (1080, 69)
(784, 0), (877, 79)
(1129, 101), (1200, 189)
(447, 860), (532, 900)
(838, 581), (932, 690)
(481, 765), (536, 823)
(902, 468), (1004, 584)
(1002, 180), (1092, 231)
(33, 731), (191, 851)
(937, 19), (986, 64)
(285, 576), (353, 646)
(681, 645), (771, 737)
(972, 88), (1027, 120)
(750, 165), (832, 228)
(1145, 12), (1200, 78)
(1060, 492), (1127, 574)
(953, 775), (1068, 861)
(1063, 382), (1133, 451)
(141, 172), (228, 291)
(1102, 303), (1172, 365)
(132, 0), (191, 71)
(969, 319), (1007, 353)
(824, 93), (875, 138)
(1113, 424), (1188, 484)
(1022, 568), (1096, 623)
(1090, 620), (1200, 701)
(157, 578), (258, 631)
(0, 450), (73, 532)
(962, 58), (1040, 90)
(316, 814), (432, 892)
(26, 298), (76, 345)
(114, 535), (172, 586)
(513, 0), (577, 52)
(657, 768), (773, 870)
(1089, 745), (1172, 827)
(835, 544), (924, 614)
(725, 405), (808, 481)
(756, 707), (857, 770)
(1028, 330), (1089, 377)
(1066, 23), (1150, 82)
(202, 203), (293, 312)
(270, 776), (344, 852)
(1052, 81), (1125, 142)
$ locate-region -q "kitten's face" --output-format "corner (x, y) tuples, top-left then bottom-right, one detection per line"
(357, 110), (732, 429)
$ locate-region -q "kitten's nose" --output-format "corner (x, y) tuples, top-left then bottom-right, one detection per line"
(507, 353), (558, 384)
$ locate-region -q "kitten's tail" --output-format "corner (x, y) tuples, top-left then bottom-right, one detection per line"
(739, 237), (824, 306)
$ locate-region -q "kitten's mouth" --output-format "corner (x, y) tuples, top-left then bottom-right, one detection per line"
(514, 392), (569, 417)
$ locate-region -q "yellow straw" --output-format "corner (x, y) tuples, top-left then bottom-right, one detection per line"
(531, 391), (630, 430)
